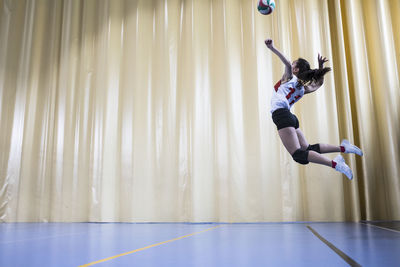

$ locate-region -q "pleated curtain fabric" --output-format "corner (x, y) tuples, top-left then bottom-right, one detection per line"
(0, 0), (399, 222)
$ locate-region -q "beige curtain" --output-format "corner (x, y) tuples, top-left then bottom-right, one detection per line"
(0, 0), (399, 222)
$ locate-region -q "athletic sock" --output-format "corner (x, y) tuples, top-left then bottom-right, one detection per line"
(340, 146), (345, 153)
(332, 160), (337, 169)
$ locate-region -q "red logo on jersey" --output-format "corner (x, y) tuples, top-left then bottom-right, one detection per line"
(286, 88), (295, 99)
(274, 80), (281, 92)
(289, 95), (302, 105)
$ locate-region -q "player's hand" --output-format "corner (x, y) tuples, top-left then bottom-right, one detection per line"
(318, 53), (328, 69)
(265, 39), (274, 49)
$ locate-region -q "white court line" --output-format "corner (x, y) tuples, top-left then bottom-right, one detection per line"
(359, 222), (400, 234)
(0, 231), (89, 245)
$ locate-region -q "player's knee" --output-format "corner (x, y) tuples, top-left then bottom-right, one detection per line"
(307, 144), (321, 153)
(300, 143), (309, 150)
(292, 149), (309, 165)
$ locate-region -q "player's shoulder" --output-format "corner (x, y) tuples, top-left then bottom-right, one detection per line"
(280, 74), (295, 85)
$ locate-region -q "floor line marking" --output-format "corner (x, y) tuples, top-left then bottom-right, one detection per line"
(306, 225), (362, 267)
(0, 231), (88, 244)
(359, 222), (400, 234)
(79, 225), (223, 266)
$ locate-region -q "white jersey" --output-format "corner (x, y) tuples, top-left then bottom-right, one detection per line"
(270, 75), (305, 113)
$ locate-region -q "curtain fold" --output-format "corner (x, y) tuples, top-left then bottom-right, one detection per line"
(0, 0), (399, 222)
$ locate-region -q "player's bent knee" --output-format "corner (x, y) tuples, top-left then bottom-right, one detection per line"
(292, 149), (309, 165)
(300, 143), (309, 150)
(307, 144), (321, 153)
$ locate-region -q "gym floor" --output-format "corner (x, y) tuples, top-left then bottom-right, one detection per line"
(1, 221), (399, 266)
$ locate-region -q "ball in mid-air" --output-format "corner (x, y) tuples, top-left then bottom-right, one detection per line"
(257, 0), (275, 15)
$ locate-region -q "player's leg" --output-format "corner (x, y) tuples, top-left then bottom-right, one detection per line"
(278, 127), (301, 155)
(290, 128), (330, 166)
(279, 127), (330, 166)
(319, 144), (341, 153)
(293, 128), (353, 179)
(273, 110), (353, 178)
(295, 128), (362, 155)
(308, 141), (362, 155)
(295, 128), (309, 150)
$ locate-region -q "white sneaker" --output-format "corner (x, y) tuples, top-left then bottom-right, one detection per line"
(333, 155), (353, 180)
(341, 139), (363, 156)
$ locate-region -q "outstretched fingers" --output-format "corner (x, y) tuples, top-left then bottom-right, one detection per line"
(318, 53), (328, 68)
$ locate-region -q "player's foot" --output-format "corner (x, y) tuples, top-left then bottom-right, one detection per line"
(333, 155), (353, 180)
(341, 139), (363, 156)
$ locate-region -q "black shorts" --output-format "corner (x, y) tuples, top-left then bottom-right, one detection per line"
(272, 108), (299, 130)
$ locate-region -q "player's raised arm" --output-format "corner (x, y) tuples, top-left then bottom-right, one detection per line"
(265, 39), (292, 82)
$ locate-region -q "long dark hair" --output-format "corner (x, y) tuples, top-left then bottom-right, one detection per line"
(295, 58), (331, 84)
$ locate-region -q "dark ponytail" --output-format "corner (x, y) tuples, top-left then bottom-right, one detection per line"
(297, 68), (331, 84)
(295, 58), (331, 84)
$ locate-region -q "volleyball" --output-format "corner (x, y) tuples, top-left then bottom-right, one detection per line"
(257, 0), (275, 15)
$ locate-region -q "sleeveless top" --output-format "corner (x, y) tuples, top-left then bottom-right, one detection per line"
(270, 75), (305, 113)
